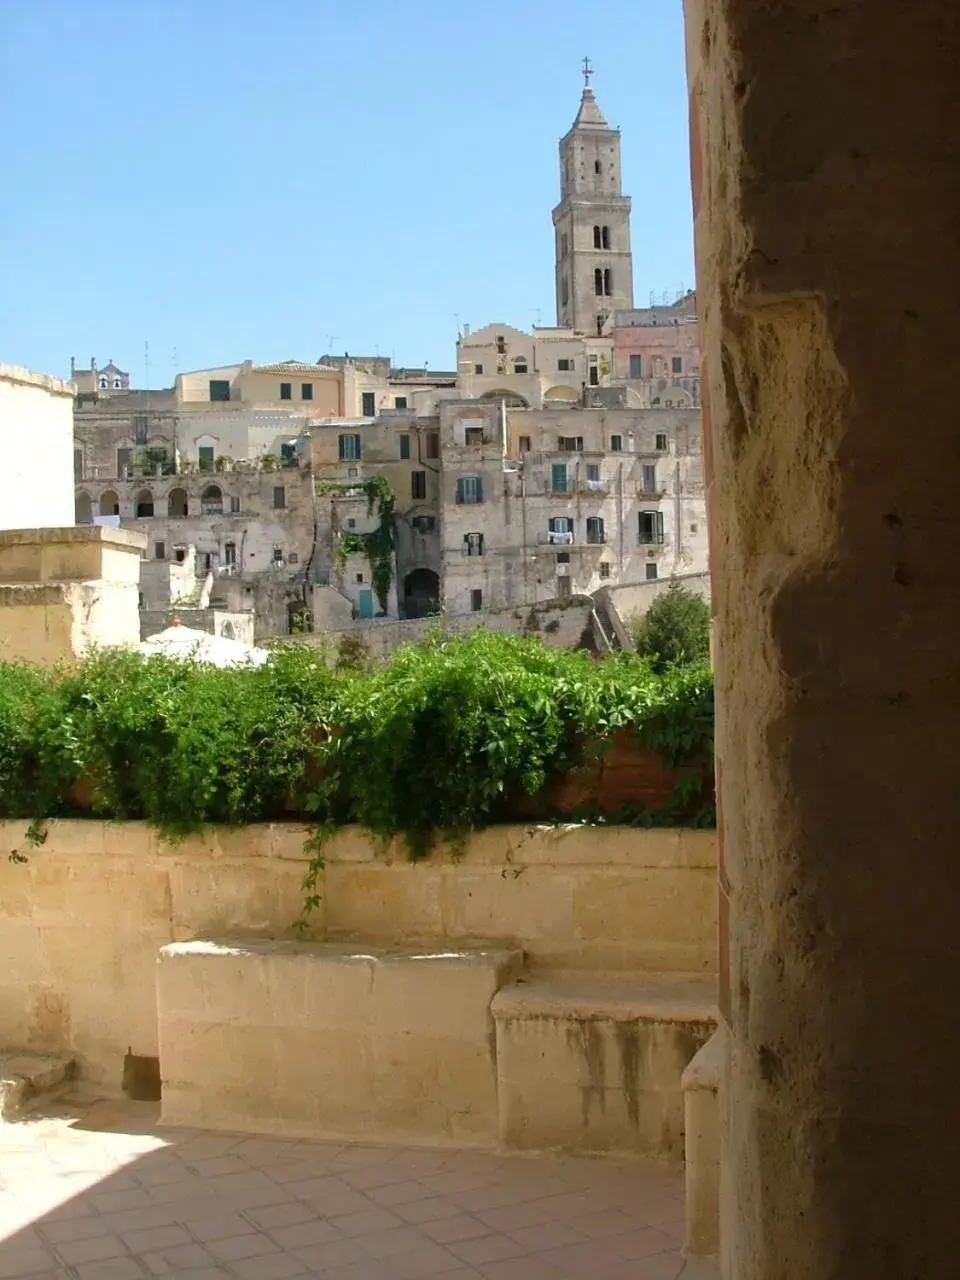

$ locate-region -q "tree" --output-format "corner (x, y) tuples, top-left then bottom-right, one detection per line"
(632, 581), (710, 671)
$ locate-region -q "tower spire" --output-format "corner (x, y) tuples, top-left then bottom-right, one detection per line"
(581, 55), (592, 88)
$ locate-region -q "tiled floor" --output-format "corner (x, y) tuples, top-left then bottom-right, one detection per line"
(0, 1096), (718, 1279)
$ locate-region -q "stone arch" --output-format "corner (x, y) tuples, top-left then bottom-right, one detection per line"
(134, 488), (154, 518)
(99, 489), (119, 517)
(403, 567), (440, 619)
(201, 484), (223, 514)
(75, 491), (93, 524)
(544, 385), (579, 403)
(480, 389), (529, 408)
(167, 488), (188, 517)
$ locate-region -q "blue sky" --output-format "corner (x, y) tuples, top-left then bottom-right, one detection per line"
(0, 1), (693, 386)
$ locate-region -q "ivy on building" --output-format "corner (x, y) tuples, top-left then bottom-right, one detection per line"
(318, 476), (396, 613)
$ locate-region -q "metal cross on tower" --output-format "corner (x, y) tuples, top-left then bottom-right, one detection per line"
(582, 56), (593, 87)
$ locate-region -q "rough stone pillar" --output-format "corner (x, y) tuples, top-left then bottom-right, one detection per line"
(682, 1), (960, 1276)
(0, 526), (146, 664)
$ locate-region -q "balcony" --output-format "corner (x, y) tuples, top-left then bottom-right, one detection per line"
(539, 531), (574, 546)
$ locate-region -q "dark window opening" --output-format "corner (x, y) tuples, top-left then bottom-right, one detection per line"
(361, 391), (376, 416)
(496, 335), (506, 354)
(154, 541), (166, 560)
(280, 382), (292, 400)
(518, 435), (531, 453)
(611, 434), (623, 452)
(646, 563), (659, 581)
(209, 379), (230, 402)
(672, 356), (683, 374)
(465, 426), (484, 447)
(603, 268), (613, 296)
(656, 432), (668, 451)
(133, 415), (148, 445)
(586, 516), (605, 544)
(411, 514), (436, 533)
(594, 268), (603, 297)
(599, 561), (611, 579)
(514, 357), (528, 374)
(134, 490), (154, 518)
(338, 433), (362, 461)
(399, 433), (411, 459)
(394, 396), (408, 409)
(464, 532), (484, 557)
(426, 432), (440, 458)
(470, 588), (483, 612)
(474, 363), (484, 375)
(411, 470), (427, 500)
(558, 358), (572, 371)
(558, 436), (583, 452)
(629, 354), (642, 378)
(639, 511), (665, 546)
(593, 225), (602, 249)
(273, 486), (286, 509)
(601, 225), (610, 249)
(594, 159), (602, 174)
(198, 445), (214, 472)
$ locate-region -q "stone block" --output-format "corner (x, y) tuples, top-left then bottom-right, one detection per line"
(492, 972), (716, 1158)
(157, 939), (522, 1145)
(682, 1026), (723, 1258)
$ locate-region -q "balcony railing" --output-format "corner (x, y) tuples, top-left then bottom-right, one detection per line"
(539, 530), (574, 546)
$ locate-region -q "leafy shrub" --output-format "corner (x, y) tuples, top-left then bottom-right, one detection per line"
(0, 631), (714, 848)
(631, 581), (710, 672)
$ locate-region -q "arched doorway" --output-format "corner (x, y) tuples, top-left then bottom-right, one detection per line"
(99, 489), (119, 517)
(75, 491), (93, 524)
(403, 568), (440, 619)
(167, 488), (188, 517)
(201, 485), (223, 514)
(134, 488), (154, 518)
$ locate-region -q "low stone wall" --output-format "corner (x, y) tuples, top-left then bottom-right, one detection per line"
(0, 821), (716, 1089)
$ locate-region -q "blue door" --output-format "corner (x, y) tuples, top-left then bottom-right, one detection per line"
(357, 588), (374, 620)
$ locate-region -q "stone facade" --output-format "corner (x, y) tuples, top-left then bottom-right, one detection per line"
(0, 364), (76, 531)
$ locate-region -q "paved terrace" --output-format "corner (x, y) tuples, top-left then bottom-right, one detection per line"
(0, 1096), (717, 1280)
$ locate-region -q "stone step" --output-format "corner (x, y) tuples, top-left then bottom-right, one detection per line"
(492, 971), (717, 1158)
(157, 938), (523, 1146)
(0, 1052), (74, 1121)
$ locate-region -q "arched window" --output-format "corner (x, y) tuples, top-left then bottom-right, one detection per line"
(601, 225), (610, 249)
(603, 268), (613, 296)
(134, 489), (154, 518)
(593, 225), (602, 249)
(113, 378), (122, 390)
(99, 489), (119, 517)
(594, 268), (604, 297)
(75, 491), (93, 524)
(167, 488), (188, 517)
(513, 356), (528, 374)
(98, 376), (108, 390)
(201, 484), (223, 514)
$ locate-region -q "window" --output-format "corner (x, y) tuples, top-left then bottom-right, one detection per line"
(599, 561), (611, 579)
(113, 378), (122, 390)
(496, 335), (506, 354)
(280, 382), (292, 400)
(339, 433), (362, 461)
(589, 365), (599, 386)
(272, 547), (284, 566)
(464, 532), (484, 557)
(470, 589), (483, 612)
(548, 516), (574, 543)
(642, 464), (657, 493)
(399, 433), (411, 459)
(154, 542), (166, 560)
(394, 396), (408, 409)
(355, 572), (364, 583)
(456, 475), (483, 504)
(209, 379), (230, 402)
(133, 415), (148, 445)
(518, 435), (531, 453)
(411, 470), (426, 500)
(134, 489), (154, 518)
(201, 484), (223, 514)
(593, 225), (602, 249)
(412, 514), (436, 533)
(560, 278), (569, 308)
(99, 376), (108, 390)
(474, 363), (484, 375)
(603, 268), (613, 296)
(558, 358), (572, 372)
(558, 436), (583, 452)
(174, 547), (187, 563)
(224, 541), (236, 567)
(586, 463), (600, 482)
(551, 463), (568, 493)
(639, 511), (665, 545)
(361, 391), (376, 416)
(116, 447), (132, 476)
(601, 226), (610, 249)
(426, 432), (440, 459)
(230, 495), (241, 513)
(280, 442), (296, 465)
(594, 159), (602, 174)
(610, 434), (623, 452)
(594, 268), (603, 297)
(557, 551), (571, 564)
(198, 445), (214, 472)
(646, 563), (659, 581)
(655, 432), (668, 451)
(596, 316), (605, 336)
(629, 354), (642, 378)
(672, 356), (683, 374)
(513, 357), (527, 374)
(586, 516), (605, 544)
(273, 486), (286, 509)
(347, 518), (356, 529)
(465, 426), (484, 447)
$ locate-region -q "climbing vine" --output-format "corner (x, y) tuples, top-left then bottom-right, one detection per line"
(319, 476), (396, 613)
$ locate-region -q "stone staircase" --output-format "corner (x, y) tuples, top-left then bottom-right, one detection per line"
(0, 1052), (74, 1121)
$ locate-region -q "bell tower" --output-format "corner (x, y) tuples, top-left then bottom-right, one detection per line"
(552, 59), (634, 333)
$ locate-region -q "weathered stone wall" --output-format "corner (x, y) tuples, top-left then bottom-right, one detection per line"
(0, 821), (716, 1088)
(683, 0), (960, 1274)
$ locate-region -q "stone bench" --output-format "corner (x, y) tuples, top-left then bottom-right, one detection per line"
(492, 972), (717, 1158)
(157, 938), (522, 1145)
(681, 1025), (724, 1257)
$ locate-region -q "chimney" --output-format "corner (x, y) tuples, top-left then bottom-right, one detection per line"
(70, 356), (76, 377)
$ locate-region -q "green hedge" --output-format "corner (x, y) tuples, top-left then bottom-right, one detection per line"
(0, 632), (714, 853)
